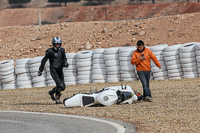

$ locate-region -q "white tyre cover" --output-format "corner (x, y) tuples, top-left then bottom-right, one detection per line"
(181, 62), (197, 68)
(119, 47), (135, 53)
(29, 62), (41, 68)
(17, 73), (31, 77)
(169, 76), (182, 79)
(183, 67), (198, 72)
(93, 54), (104, 59)
(152, 51), (164, 56)
(47, 80), (55, 84)
(168, 72), (183, 77)
(32, 77), (46, 83)
(119, 52), (133, 57)
(151, 66), (167, 73)
(105, 60), (119, 67)
(33, 83), (47, 88)
(104, 54), (119, 60)
(196, 56), (200, 63)
(29, 56), (43, 64)
(2, 76), (15, 83)
(120, 66), (135, 71)
(107, 78), (120, 83)
(16, 64), (29, 69)
(0, 60), (14, 69)
(78, 71), (92, 75)
(196, 50), (200, 56)
(77, 61), (92, 67)
(184, 71), (198, 75)
(0, 73), (15, 79)
(76, 50), (93, 59)
(92, 64), (106, 69)
(106, 66), (120, 72)
(164, 55), (179, 62)
(119, 56), (132, 61)
(78, 80), (91, 84)
(151, 61), (165, 67)
(183, 73), (198, 79)
(0, 65), (14, 72)
(65, 64), (77, 70)
(179, 42), (196, 53)
(197, 63), (200, 67)
(195, 43), (200, 50)
(65, 77), (77, 82)
(66, 53), (76, 59)
(92, 80), (106, 83)
(17, 81), (32, 86)
(121, 73), (137, 78)
(121, 78), (137, 81)
(155, 55), (164, 61)
(154, 76), (168, 80)
(3, 84), (17, 89)
(180, 57), (196, 64)
(167, 64), (182, 70)
(92, 69), (106, 74)
(93, 48), (105, 54)
(64, 72), (78, 77)
(93, 59), (105, 64)
(30, 67), (42, 72)
(107, 71), (120, 75)
(17, 76), (32, 81)
(164, 44), (182, 52)
(15, 67), (30, 74)
(120, 61), (132, 66)
(165, 60), (180, 66)
(0, 69), (14, 76)
(16, 58), (30, 65)
(120, 70), (135, 74)
(167, 68), (183, 74)
(153, 71), (168, 78)
(67, 59), (76, 65)
(18, 85), (33, 89)
(163, 51), (179, 57)
(104, 47), (119, 55)
(150, 44), (168, 51)
(65, 81), (77, 85)
(92, 75), (106, 80)
(107, 74), (120, 78)
(77, 66), (92, 71)
(76, 58), (92, 62)
(180, 52), (196, 58)
(78, 75), (91, 80)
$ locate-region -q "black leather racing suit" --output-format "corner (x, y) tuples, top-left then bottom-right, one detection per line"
(39, 47), (67, 95)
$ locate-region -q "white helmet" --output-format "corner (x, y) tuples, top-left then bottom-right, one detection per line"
(52, 37), (62, 51)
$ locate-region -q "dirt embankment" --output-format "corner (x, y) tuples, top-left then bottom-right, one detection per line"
(1, 2), (200, 27)
(0, 12), (200, 60)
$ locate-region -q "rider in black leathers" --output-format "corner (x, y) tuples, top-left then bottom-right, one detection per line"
(38, 37), (68, 104)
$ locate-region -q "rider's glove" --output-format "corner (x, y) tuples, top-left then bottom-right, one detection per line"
(37, 70), (42, 76)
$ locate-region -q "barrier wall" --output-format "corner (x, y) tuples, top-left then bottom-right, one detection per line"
(0, 42), (200, 89)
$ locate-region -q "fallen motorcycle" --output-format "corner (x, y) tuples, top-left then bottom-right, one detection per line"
(63, 85), (143, 107)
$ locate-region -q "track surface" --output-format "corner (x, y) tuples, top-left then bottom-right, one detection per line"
(0, 111), (136, 133)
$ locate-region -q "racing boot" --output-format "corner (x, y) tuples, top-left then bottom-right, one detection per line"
(49, 89), (56, 101)
(55, 93), (62, 104)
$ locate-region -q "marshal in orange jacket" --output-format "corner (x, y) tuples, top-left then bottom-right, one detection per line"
(131, 48), (161, 71)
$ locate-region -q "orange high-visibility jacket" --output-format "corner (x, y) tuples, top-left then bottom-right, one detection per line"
(131, 48), (161, 71)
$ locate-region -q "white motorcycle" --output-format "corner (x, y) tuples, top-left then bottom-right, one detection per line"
(63, 85), (143, 107)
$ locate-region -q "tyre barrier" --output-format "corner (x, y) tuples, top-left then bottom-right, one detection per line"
(1, 42), (200, 89)
(119, 47), (138, 82)
(28, 56), (47, 88)
(164, 44), (183, 79)
(104, 47), (120, 83)
(92, 48), (107, 83)
(16, 58), (32, 89)
(151, 44), (168, 80)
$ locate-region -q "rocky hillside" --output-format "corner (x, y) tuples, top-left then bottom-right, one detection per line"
(0, 12), (200, 61)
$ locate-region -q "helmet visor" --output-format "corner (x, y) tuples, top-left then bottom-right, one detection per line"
(54, 43), (61, 48)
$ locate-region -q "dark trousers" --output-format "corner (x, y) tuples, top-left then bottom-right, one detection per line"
(137, 71), (151, 97)
(50, 67), (66, 95)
